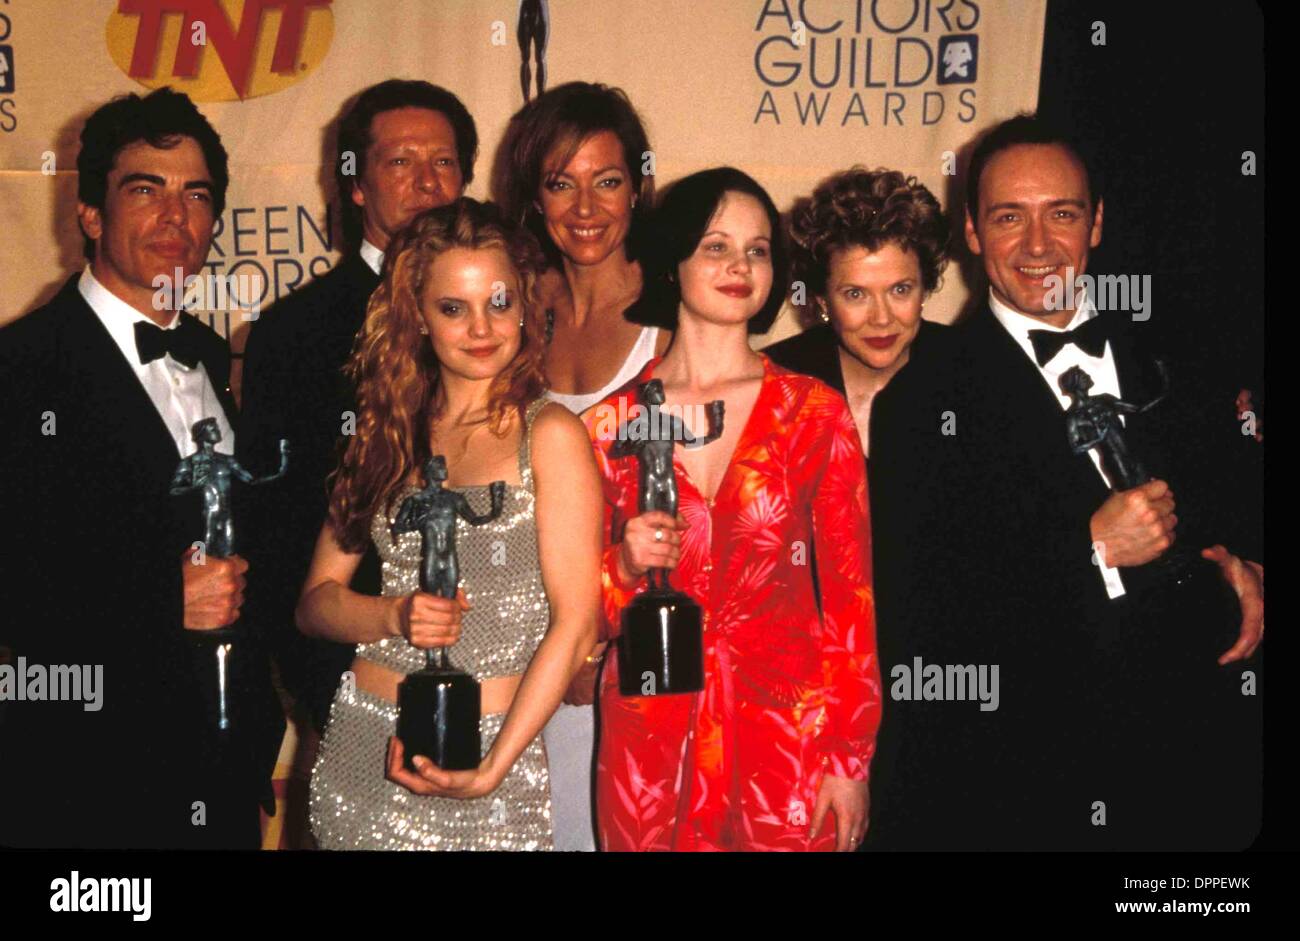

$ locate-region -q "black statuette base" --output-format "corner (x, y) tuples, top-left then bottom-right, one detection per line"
(396, 667), (482, 771)
(617, 590), (705, 696)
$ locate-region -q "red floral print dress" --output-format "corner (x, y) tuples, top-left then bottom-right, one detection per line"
(585, 355), (881, 851)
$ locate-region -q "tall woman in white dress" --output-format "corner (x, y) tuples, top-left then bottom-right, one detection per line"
(500, 81), (671, 850)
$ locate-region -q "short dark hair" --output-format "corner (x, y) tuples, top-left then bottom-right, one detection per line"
(76, 87), (228, 260)
(499, 81), (654, 267)
(789, 167), (949, 326)
(964, 112), (1104, 222)
(335, 80), (478, 248)
(626, 167), (788, 335)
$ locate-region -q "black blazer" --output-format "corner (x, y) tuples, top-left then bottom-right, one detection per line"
(237, 252), (382, 733)
(866, 305), (1260, 850)
(0, 276), (284, 848)
(762, 319), (950, 399)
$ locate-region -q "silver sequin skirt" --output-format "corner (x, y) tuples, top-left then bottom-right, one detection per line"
(309, 685), (553, 851)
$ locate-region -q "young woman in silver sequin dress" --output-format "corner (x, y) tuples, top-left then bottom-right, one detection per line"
(297, 199), (603, 850)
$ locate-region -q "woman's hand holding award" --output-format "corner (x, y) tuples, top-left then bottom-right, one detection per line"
(392, 456), (505, 771)
(609, 379), (724, 697)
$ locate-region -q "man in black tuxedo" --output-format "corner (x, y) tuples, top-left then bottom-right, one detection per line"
(868, 115), (1263, 850)
(0, 88), (283, 848)
(237, 81), (477, 735)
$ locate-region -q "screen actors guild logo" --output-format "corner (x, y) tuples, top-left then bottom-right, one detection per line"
(938, 34), (978, 84)
(106, 0), (335, 101)
(0, 45), (13, 95)
(1, 3), (17, 131)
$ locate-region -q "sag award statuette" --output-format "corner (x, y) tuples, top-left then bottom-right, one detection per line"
(609, 379), (724, 696)
(392, 456), (505, 772)
(170, 418), (289, 731)
(1061, 363), (1233, 600)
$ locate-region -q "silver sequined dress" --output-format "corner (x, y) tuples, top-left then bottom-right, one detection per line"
(309, 398), (554, 850)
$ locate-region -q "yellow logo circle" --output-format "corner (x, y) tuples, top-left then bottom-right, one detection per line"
(106, 0), (335, 102)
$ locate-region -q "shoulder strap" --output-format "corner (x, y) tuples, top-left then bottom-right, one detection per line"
(604, 326), (658, 395)
(517, 397), (549, 491)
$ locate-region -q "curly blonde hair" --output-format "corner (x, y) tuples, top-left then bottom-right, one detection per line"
(788, 167), (950, 328)
(328, 198), (548, 551)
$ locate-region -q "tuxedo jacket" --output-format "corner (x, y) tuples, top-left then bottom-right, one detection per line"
(866, 305), (1260, 850)
(237, 251), (382, 733)
(0, 276), (284, 848)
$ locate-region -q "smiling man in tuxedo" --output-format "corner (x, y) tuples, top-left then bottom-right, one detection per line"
(868, 114), (1263, 850)
(0, 88), (283, 848)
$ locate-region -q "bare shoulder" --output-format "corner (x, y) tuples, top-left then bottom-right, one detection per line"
(531, 401), (593, 462)
(530, 402), (601, 505)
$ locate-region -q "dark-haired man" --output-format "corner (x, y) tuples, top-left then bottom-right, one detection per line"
(236, 80), (475, 746)
(0, 88), (283, 848)
(868, 114), (1263, 850)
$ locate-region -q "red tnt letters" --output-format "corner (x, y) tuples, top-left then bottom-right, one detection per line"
(118, 0), (331, 99)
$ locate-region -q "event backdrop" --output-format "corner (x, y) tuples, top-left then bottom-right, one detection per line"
(1, 0), (1046, 339)
(0, 0), (1044, 847)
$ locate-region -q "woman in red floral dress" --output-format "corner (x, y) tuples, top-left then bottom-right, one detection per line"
(584, 168), (881, 851)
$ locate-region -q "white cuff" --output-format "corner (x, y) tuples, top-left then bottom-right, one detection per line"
(1097, 552), (1127, 599)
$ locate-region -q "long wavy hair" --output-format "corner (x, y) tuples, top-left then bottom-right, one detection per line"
(328, 198), (548, 551)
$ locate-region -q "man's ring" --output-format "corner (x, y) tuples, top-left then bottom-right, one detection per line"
(654, 529), (664, 542)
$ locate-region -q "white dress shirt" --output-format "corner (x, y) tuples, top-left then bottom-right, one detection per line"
(988, 290), (1127, 599)
(79, 266), (235, 459)
(359, 239), (384, 276)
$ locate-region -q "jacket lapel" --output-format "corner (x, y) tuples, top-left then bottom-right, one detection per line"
(964, 307), (1111, 510)
(967, 308), (1072, 437)
(60, 281), (183, 473)
(1105, 310), (1161, 406)
(339, 252), (382, 339)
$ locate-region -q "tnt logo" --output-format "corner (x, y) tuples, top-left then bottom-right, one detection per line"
(0, 46), (13, 95)
(107, 0), (336, 101)
(938, 34), (979, 85)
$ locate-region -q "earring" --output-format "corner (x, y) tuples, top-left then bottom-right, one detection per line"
(819, 307), (830, 323)
(518, 318), (525, 328)
(631, 195), (638, 208)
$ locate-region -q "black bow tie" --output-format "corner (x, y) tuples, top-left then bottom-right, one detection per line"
(134, 319), (201, 368)
(1027, 316), (1110, 367)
